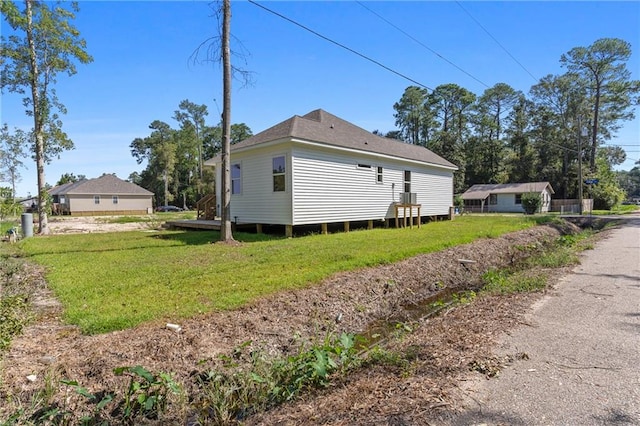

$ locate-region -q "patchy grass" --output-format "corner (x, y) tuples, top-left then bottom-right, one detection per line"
(18, 215), (545, 334)
(97, 211), (197, 224)
(591, 204), (639, 215)
(0, 253), (35, 352)
(481, 230), (593, 295)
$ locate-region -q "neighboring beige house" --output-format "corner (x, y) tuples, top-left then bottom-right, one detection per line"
(461, 182), (554, 213)
(49, 174), (153, 216)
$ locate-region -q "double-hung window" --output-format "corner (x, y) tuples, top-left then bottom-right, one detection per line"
(231, 163), (242, 195)
(404, 170), (411, 193)
(273, 156), (286, 192)
(94, 195), (100, 204)
(376, 166), (383, 183)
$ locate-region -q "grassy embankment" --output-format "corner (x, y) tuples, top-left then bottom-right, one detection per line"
(12, 215), (547, 334)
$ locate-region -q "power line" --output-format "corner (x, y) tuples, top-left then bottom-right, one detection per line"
(355, 1), (490, 89)
(247, 0), (433, 91)
(455, 1), (539, 83)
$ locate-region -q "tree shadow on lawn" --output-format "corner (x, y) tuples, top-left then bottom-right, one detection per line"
(151, 230), (284, 245)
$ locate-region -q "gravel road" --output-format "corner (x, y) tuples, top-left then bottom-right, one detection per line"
(444, 215), (640, 426)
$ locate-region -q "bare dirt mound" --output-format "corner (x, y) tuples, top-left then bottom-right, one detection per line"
(46, 216), (155, 234)
(0, 223), (576, 423)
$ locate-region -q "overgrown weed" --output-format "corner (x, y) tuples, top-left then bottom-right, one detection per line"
(192, 332), (359, 424)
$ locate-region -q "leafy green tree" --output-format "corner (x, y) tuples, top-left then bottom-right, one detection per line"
(560, 38), (640, 170)
(0, 186), (23, 219)
(131, 121), (177, 207)
(174, 99), (208, 181)
(617, 167), (640, 199)
(465, 83), (521, 185)
(587, 151), (625, 209)
(1, 0), (92, 234)
(427, 84), (475, 193)
(504, 95), (536, 183)
(202, 123), (252, 160)
(0, 124), (27, 199)
(56, 172), (83, 185)
(393, 86), (431, 145)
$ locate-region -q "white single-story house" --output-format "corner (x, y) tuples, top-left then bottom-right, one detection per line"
(204, 109), (458, 234)
(49, 174), (153, 216)
(461, 182), (554, 213)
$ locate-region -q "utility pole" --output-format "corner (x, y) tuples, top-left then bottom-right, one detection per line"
(577, 129), (583, 215)
(219, 0), (233, 242)
(577, 125), (588, 215)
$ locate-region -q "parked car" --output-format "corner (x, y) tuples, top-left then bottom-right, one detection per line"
(155, 205), (183, 212)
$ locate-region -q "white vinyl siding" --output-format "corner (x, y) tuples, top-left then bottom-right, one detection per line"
(231, 163), (242, 195)
(225, 147), (292, 224)
(213, 141), (454, 226)
(291, 146), (453, 225)
(493, 193), (525, 212)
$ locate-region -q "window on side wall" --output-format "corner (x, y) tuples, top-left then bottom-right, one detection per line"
(376, 166), (383, 183)
(515, 194), (522, 204)
(94, 195), (100, 204)
(273, 156), (286, 192)
(112, 196), (119, 204)
(404, 170), (411, 193)
(231, 163), (242, 195)
(489, 194), (497, 205)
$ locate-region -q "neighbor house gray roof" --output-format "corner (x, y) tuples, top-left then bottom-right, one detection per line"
(49, 174), (153, 196)
(462, 182), (554, 200)
(206, 109), (457, 169)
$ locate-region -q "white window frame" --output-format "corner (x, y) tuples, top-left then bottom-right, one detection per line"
(231, 162), (242, 195)
(94, 195), (100, 204)
(404, 170), (411, 193)
(272, 156), (286, 192)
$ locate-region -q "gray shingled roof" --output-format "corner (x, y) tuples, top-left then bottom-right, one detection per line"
(208, 109), (457, 169)
(462, 182), (554, 200)
(49, 174), (153, 196)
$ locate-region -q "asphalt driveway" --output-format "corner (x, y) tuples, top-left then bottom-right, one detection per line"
(444, 215), (640, 426)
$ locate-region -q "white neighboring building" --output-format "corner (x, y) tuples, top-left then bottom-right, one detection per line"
(461, 182), (555, 213)
(205, 109), (457, 233)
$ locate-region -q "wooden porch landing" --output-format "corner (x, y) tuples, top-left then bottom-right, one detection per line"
(165, 219), (222, 231)
(165, 219), (254, 231)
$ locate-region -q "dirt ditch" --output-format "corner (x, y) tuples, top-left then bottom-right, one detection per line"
(0, 219), (585, 424)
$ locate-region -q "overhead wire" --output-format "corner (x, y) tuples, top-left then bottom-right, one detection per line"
(355, 1), (490, 89)
(247, 0), (433, 91)
(455, 1), (539, 83)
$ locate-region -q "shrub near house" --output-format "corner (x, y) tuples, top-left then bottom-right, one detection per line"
(521, 192), (542, 214)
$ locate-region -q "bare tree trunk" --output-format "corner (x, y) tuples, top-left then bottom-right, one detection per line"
(590, 82), (601, 171)
(219, 0), (233, 242)
(163, 169), (169, 206)
(26, 0), (49, 234)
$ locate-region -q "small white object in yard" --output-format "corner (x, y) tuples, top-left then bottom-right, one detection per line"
(7, 228), (17, 244)
(39, 356), (57, 365)
(458, 258), (476, 272)
(335, 313), (343, 323)
(26, 374), (37, 382)
(166, 323), (182, 332)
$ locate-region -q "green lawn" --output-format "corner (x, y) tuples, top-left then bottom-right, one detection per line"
(18, 215), (544, 334)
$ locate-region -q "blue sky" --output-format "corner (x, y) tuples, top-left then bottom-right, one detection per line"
(2, 1), (639, 197)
